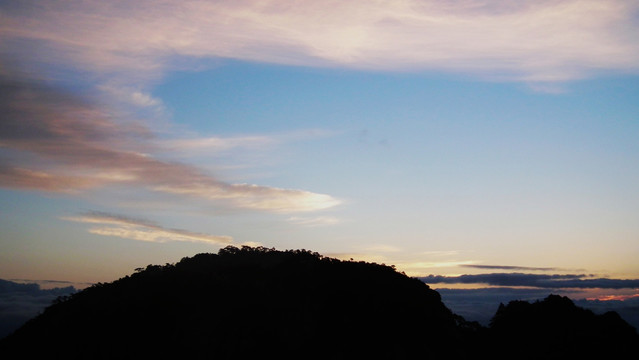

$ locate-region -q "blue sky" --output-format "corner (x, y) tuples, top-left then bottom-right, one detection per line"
(1, 1), (639, 303)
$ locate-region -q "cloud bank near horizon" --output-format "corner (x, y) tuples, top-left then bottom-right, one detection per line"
(0, 279), (77, 339)
(2, 0), (638, 86)
(421, 273), (639, 289)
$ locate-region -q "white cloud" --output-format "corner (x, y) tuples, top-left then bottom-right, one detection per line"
(2, 0), (638, 84)
(155, 183), (341, 213)
(63, 212), (233, 245)
(98, 84), (166, 112)
(163, 135), (278, 153)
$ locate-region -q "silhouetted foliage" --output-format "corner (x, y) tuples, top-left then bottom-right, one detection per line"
(0, 246), (463, 359)
(0, 247), (636, 359)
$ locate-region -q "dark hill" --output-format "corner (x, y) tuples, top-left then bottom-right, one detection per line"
(1, 246), (637, 359)
(0, 246), (466, 359)
(489, 294), (638, 358)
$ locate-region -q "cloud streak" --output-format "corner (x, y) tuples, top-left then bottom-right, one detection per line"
(162, 129), (335, 156)
(0, 77), (340, 213)
(2, 0), (638, 84)
(287, 216), (341, 227)
(420, 273), (639, 289)
(63, 211), (233, 245)
(461, 264), (561, 271)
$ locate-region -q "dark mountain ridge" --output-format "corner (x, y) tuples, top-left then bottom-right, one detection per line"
(1, 246), (636, 359)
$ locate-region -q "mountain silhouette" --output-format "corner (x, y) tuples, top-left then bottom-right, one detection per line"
(0, 246), (467, 359)
(1, 246), (637, 359)
(489, 294), (638, 358)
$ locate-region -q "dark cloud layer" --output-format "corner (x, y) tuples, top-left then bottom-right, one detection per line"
(420, 273), (639, 289)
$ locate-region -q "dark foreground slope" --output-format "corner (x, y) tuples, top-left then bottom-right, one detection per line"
(0, 246), (466, 359)
(1, 246), (637, 359)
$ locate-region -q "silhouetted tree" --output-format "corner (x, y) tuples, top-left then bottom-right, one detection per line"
(0, 246), (463, 359)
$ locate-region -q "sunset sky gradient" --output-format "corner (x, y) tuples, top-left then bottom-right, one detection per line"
(1, 1), (638, 304)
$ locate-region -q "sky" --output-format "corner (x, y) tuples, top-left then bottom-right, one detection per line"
(1, 0), (639, 305)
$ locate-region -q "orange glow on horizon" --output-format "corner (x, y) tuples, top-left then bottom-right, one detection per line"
(586, 293), (639, 302)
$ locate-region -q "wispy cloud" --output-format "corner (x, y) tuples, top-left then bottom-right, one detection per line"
(401, 260), (477, 270)
(97, 83), (167, 117)
(462, 264), (561, 271)
(0, 166), (100, 193)
(0, 78), (340, 213)
(162, 129), (335, 155)
(163, 135), (279, 154)
(63, 211), (233, 245)
(333, 248), (476, 275)
(2, 0), (638, 85)
(287, 216), (341, 227)
(420, 273), (639, 289)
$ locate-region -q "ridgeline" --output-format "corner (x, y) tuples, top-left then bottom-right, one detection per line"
(1, 246), (636, 359)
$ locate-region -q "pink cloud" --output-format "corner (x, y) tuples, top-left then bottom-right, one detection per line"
(2, 0), (638, 84)
(0, 78), (340, 213)
(63, 211), (233, 244)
